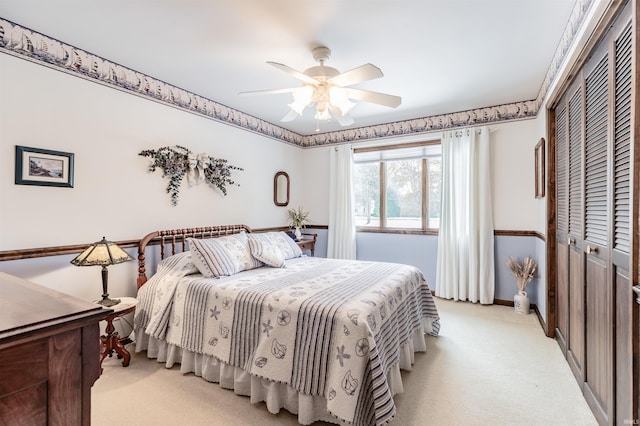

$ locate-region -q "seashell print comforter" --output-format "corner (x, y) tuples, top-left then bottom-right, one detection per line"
(135, 256), (440, 426)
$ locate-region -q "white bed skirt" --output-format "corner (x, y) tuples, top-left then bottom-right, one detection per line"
(135, 326), (429, 425)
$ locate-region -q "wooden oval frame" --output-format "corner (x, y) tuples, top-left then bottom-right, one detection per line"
(274, 171), (290, 206)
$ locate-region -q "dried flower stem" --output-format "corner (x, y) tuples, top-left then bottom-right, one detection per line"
(506, 256), (537, 292)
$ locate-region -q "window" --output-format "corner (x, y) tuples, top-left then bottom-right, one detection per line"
(353, 141), (441, 232)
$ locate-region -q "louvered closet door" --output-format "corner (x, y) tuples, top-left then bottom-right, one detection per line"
(582, 45), (612, 424)
(551, 3), (636, 424)
(611, 21), (633, 424)
(555, 103), (570, 355)
(566, 85), (586, 383)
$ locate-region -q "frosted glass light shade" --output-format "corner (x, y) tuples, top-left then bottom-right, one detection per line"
(71, 237), (133, 266)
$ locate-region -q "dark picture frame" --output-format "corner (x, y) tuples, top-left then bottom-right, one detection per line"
(15, 146), (74, 188)
(273, 171), (290, 206)
(534, 138), (545, 198)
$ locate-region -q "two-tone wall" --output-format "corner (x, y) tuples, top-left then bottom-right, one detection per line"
(0, 49), (546, 313)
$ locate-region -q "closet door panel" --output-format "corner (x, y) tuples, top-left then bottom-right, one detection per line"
(556, 243), (569, 352)
(616, 269), (633, 421)
(582, 44), (612, 424)
(567, 246), (584, 378)
(584, 255), (613, 424)
(556, 104), (570, 353)
(567, 87), (585, 381)
(612, 20), (634, 424)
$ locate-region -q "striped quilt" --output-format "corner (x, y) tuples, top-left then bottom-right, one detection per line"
(135, 256), (440, 426)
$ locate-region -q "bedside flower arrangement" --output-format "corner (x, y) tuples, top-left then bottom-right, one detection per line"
(288, 206), (310, 240)
(139, 145), (242, 206)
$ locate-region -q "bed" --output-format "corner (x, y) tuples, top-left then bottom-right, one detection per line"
(133, 225), (440, 426)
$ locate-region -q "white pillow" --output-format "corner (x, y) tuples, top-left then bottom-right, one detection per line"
(248, 232), (302, 261)
(157, 251), (199, 275)
(188, 233), (262, 277)
(248, 237), (285, 268)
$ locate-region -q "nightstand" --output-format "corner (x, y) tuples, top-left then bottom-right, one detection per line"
(98, 296), (137, 374)
(297, 233), (317, 256)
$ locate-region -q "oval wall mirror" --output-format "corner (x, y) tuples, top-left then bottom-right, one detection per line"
(274, 171), (290, 206)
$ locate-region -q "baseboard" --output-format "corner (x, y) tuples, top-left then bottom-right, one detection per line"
(532, 305), (547, 335)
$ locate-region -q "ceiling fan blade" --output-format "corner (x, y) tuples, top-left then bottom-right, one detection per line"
(329, 106), (355, 126)
(267, 61), (319, 85)
(328, 63), (383, 87)
(347, 88), (401, 108)
(281, 109), (299, 122)
(239, 87), (296, 96)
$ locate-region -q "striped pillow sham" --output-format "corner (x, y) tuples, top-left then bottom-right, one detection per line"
(187, 232), (262, 278)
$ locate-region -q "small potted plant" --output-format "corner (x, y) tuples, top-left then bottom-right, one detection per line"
(288, 206), (310, 241)
(506, 256), (537, 314)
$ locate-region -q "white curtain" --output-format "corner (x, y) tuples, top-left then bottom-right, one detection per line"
(435, 126), (495, 304)
(327, 144), (356, 259)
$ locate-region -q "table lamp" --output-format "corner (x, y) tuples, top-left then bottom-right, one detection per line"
(71, 236), (133, 307)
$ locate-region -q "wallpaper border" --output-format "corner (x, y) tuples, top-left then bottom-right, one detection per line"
(0, 0), (592, 147)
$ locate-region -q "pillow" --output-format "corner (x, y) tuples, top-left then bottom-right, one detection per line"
(187, 233), (262, 278)
(248, 232), (302, 261)
(157, 251), (199, 275)
(248, 237), (285, 268)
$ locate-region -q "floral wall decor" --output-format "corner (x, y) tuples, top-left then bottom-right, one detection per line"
(139, 145), (242, 206)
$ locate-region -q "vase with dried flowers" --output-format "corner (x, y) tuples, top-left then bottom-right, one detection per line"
(288, 206), (310, 241)
(506, 256), (537, 314)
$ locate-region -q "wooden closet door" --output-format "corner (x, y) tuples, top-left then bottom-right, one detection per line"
(582, 44), (612, 424)
(567, 86), (586, 382)
(611, 20), (634, 424)
(555, 103), (570, 355)
(551, 2), (637, 424)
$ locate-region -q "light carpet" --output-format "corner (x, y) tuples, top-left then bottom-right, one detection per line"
(92, 298), (597, 425)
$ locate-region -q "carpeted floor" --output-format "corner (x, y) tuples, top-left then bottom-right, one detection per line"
(92, 298), (597, 425)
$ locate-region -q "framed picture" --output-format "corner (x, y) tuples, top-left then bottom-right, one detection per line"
(534, 138), (545, 198)
(15, 146), (74, 188)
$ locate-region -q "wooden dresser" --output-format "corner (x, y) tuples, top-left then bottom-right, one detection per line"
(0, 272), (110, 425)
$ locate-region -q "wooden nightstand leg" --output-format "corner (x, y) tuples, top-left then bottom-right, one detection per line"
(99, 318), (116, 374)
(99, 317), (131, 373)
(112, 334), (131, 367)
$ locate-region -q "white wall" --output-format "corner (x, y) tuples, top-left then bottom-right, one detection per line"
(0, 53), (303, 298)
(0, 53), (303, 250)
(300, 119), (543, 232)
(0, 50), (545, 307)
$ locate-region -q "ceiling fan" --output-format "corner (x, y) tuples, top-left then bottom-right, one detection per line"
(239, 46), (401, 127)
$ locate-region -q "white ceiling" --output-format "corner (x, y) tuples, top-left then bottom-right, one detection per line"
(0, 0), (576, 136)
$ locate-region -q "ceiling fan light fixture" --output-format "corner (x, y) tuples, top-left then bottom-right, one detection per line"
(328, 86), (355, 116)
(241, 46), (401, 128)
(314, 107), (331, 121)
(288, 85), (315, 115)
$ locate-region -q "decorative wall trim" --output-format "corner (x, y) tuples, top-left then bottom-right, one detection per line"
(0, 0), (593, 147)
(534, 0), (594, 108)
(494, 230), (541, 238)
(0, 226), (543, 262)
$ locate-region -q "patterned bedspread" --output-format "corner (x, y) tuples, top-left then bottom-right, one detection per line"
(135, 256), (440, 426)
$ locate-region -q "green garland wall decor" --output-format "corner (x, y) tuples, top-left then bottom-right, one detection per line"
(139, 145), (242, 206)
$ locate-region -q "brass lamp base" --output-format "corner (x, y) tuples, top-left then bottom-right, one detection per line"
(97, 296), (121, 307)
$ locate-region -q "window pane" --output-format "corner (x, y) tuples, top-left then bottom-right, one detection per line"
(353, 162), (380, 227)
(385, 159), (422, 229)
(428, 157), (441, 229)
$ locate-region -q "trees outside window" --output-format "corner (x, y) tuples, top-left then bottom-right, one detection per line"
(353, 142), (441, 232)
